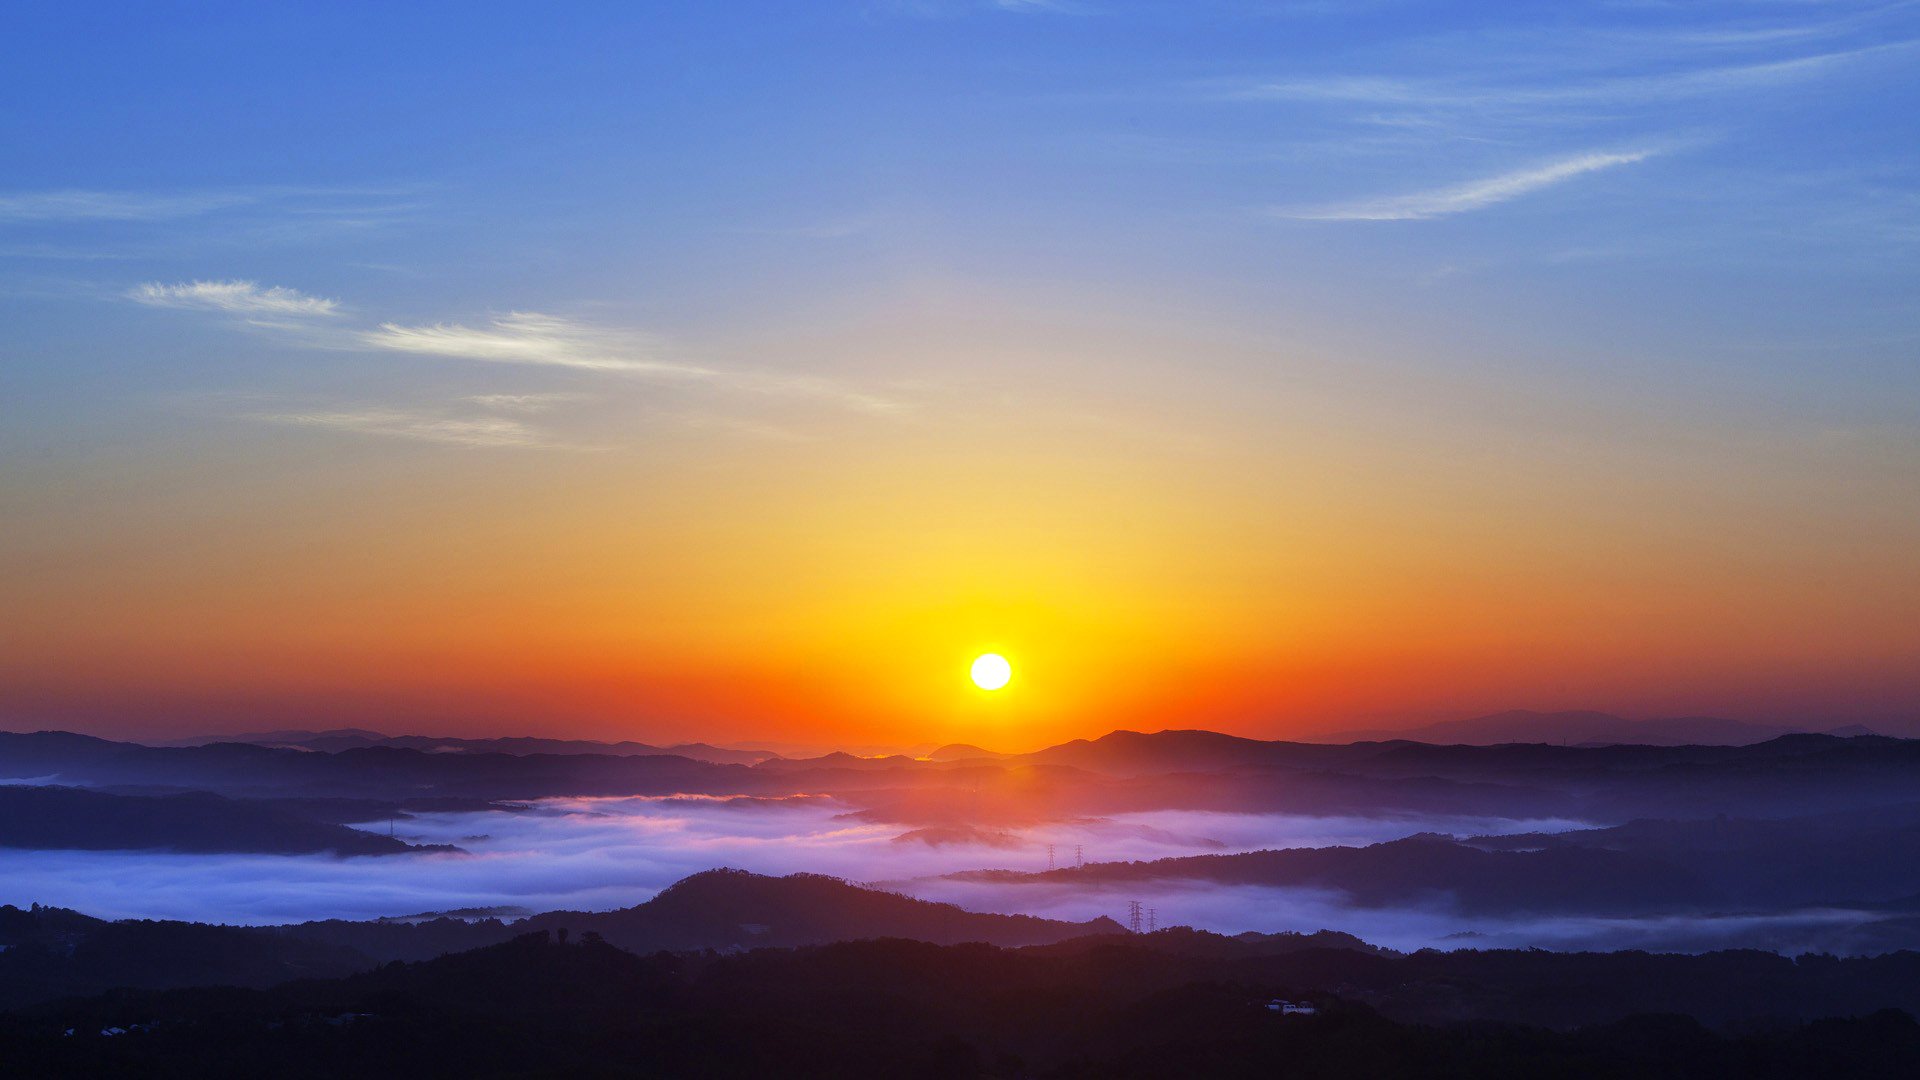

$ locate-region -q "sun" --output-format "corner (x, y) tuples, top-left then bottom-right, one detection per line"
(970, 653), (1012, 691)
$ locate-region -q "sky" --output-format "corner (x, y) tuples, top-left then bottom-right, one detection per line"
(2, 1), (1917, 748)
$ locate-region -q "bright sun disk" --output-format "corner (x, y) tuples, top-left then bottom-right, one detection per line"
(970, 653), (1012, 691)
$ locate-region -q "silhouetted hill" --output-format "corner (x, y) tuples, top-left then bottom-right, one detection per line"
(927, 743), (1004, 761)
(955, 834), (1721, 915)
(9, 727), (1920, 825)
(1467, 803), (1920, 908)
(10, 932), (1920, 1078)
(0, 906), (370, 1010)
(169, 730), (781, 765)
(0, 870), (1124, 1009)
(0, 786), (446, 856)
(1326, 709), (1794, 746)
(285, 869), (1126, 961)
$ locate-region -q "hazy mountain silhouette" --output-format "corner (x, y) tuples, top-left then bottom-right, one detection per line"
(8, 727), (1920, 828)
(0, 785), (447, 856)
(953, 834), (1721, 915)
(1324, 709), (1796, 746)
(162, 729), (780, 765)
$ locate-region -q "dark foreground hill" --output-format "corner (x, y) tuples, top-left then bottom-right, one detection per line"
(8, 932), (1920, 1079)
(0, 870), (1121, 1008)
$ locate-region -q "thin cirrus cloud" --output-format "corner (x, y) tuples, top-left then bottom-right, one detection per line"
(1276, 149), (1657, 222)
(463, 392), (591, 413)
(245, 407), (555, 449)
(129, 279), (342, 318)
(130, 281), (908, 446)
(362, 313), (714, 379)
(1233, 41), (1914, 114)
(0, 189), (256, 223)
(365, 312), (906, 414)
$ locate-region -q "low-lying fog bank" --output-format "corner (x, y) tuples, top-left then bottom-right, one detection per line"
(0, 796), (1578, 927)
(10, 795), (1904, 954)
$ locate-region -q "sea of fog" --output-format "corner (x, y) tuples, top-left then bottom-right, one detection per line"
(0, 796), (1874, 952)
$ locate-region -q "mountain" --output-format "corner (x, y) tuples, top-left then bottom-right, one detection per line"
(952, 834), (1721, 915)
(12, 931), (1920, 1078)
(0, 870), (1122, 1009)
(1325, 710), (1794, 746)
(1465, 802), (1920, 908)
(0, 785), (446, 856)
(927, 743), (1005, 761)
(0, 905), (372, 1010)
(8, 727), (1919, 826)
(162, 729), (781, 765)
(286, 868), (1125, 962)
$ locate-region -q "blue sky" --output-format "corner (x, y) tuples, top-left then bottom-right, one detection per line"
(3, 1), (1919, 737)
(5, 1), (1916, 435)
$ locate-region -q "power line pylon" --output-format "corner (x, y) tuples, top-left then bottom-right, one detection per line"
(1046, 842), (1055, 871)
(1127, 900), (1143, 934)
(1147, 907), (1157, 933)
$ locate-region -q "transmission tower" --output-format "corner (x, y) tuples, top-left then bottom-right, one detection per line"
(1074, 844), (1083, 868)
(1148, 907), (1157, 933)
(1046, 842), (1055, 871)
(1127, 900), (1143, 934)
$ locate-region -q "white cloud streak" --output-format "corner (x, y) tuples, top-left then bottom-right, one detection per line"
(365, 312), (907, 414)
(0, 190), (256, 223)
(248, 408), (555, 449)
(1235, 40), (1915, 113)
(135, 285), (908, 430)
(464, 392), (590, 413)
(362, 312), (713, 378)
(130, 280), (341, 318)
(1278, 149), (1657, 221)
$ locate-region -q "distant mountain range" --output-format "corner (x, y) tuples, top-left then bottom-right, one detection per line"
(0, 785), (451, 856)
(132, 711), (1899, 768)
(7, 726), (1920, 827)
(157, 729), (780, 765)
(1322, 709), (1879, 746)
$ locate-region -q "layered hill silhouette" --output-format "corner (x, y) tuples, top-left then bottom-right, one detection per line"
(0, 785), (446, 856)
(7, 726), (1920, 829)
(162, 729), (779, 765)
(0, 869), (1121, 1008)
(944, 800), (1920, 938)
(11, 930), (1920, 1078)
(1324, 709), (1818, 746)
(952, 834), (1721, 915)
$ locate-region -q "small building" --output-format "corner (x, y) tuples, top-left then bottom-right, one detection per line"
(1265, 999), (1317, 1016)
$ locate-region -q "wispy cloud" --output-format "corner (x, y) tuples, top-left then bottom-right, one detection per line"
(873, 0), (1093, 16)
(0, 190), (255, 223)
(1277, 149), (1658, 221)
(130, 280), (341, 318)
(1231, 40), (1916, 116)
(134, 285), (908, 426)
(247, 407), (557, 449)
(366, 312), (907, 414)
(991, 0), (1092, 12)
(464, 392), (591, 413)
(362, 313), (712, 378)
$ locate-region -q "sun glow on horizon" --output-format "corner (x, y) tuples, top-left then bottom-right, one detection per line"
(970, 653), (1012, 691)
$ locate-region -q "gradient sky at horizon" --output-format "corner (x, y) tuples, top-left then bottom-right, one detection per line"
(3, 1), (1918, 748)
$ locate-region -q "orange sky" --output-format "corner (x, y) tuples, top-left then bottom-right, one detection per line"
(5, 3), (1919, 748)
(6, 309), (1917, 748)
